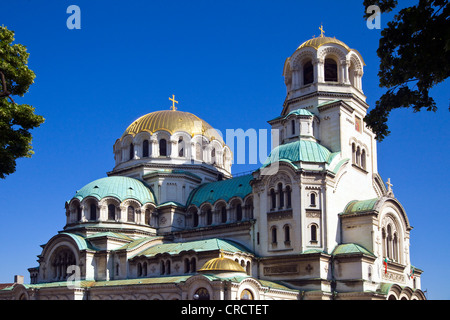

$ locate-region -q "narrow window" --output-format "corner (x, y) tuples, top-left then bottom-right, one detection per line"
(143, 262), (147, 276)
(361, 149), (366, 170)
(166, 260), (171, 275)
(143, 140), (149, 157)
(184, 258), (190, 273)
(286, 186), (292, 208)
(178, 137), (184, 157)
(271, 227), (277, 244)
(270, 189), (276, 210)
(90, 203), (97, 220)
(138, 263), (142, 277)
(77, 205), (82, 221)
(206, 209), (212, 225)
(310, 193), (316, 207)
(356, 147), (361, 166)
(324, 58), (338, 82)
(284, 225), (290, 243)
(160, 261), (165, 275)
(303, 61), (314, 85)
(127, 206), (135, 222)
(291, 120), (295, 135)
(108, 204), (116, 221)
(159, 139), (167, 156)
(352, 143), (356, 164)
(190, 258), (196, 272)
(236, 204), (242, 221)
(221, 206), (227, 223)
(193, 210), (199, 227)
(129, 143), (134, 160)
(211, 147), (216, 164)
(278, 183), (284, 208)
(311, 225), (317, 242)
(196, 142), (203, 161)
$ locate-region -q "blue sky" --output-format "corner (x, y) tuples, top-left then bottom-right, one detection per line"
(0, 1), (448, 299)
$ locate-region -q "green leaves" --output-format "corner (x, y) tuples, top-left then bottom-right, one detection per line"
(0, 26), (44, 179)
(363, 0), (449, 141)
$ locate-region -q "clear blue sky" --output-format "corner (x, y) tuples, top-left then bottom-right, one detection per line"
(0, 0), (448, 299)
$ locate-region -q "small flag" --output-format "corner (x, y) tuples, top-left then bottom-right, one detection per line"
(383, 258), (388, 274)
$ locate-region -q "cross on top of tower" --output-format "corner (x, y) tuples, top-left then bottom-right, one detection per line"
(169, 94), (178, 111)
(319, 24), (325, 37)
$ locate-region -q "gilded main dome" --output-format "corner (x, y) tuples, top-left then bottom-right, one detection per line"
(198, 253), (246, 273)
(297, 36), (351, 51)
(122, 110), (224, 143)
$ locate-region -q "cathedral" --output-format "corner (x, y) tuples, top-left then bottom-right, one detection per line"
(0, 32), (426, 300)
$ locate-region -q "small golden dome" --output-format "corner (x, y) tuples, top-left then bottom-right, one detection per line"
(297, 36), (351, 51)
(198, 253), (246, 273)
(122, 110), (224, 143)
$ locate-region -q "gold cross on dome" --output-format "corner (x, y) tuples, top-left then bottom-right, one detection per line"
(319, 24), (325, 37)
(169, 94), (178, 111)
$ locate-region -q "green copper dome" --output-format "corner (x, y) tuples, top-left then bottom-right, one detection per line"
(262, 140), (336, 167)
(72, 176), (156, 205)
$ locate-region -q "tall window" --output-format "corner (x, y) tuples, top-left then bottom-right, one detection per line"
(310, 193), (316, 207)
(271, 227), (277, 244)
(196, 142), (203, 161)
(303, 60), (314, 85)
(284, 225), (291, 244)
(221, 206), (227, 223)
(311, 224), (318, 242)
(291, 120), (295, 135)
(206, 209), (212, 225)
(178, 137), (184, 157)
(236, 204), (242, 221)
(211, 147), (216, 164)
(129, 143), (134, 160)
(270, 189), (276, 210)
(77, 205), (82, 221)
(142, 140), (149, 157)
(325, 58), (338, 82)
(278, 183), (284, 208)
(286, 186), (292, 208)
(193, 210), (199, 227)
(108, 204), (116, 221)
(361, 149), (366, 170)
(159, 139), (167, 156)
(127, 206), (135, 222)
(90, 203), (97, 220)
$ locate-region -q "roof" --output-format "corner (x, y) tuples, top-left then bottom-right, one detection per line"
(262, 140), (337, 168)
(269, 108), (314, 122)
(297, 36), (350, 51)
(199, 253), (246, 273)
(71, 176), (156, 205)
(133, 238), (253, 258)
(186, 174), (253, 207)
(341, 198), (379, 215)
(332, 243), (376, 257)
(121, 110), (224, 144)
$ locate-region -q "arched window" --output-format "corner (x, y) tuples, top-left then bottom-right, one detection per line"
(89, 203), (97, 221)
(270, 189), (276, 210)
(129, 143), (134, 160)
(284, 225), (291, 244)
(361, 149), (366, 170)
(194, 288), (210, 300)
(178, 137), (184, 157)
(382, 228), (386, 257)
(145, 209), (151, 225)
(184, 258), (190, 273)
(160, 260), (165, 275)
(386, 225), (392, 258)
(324, 58), (338, 82)
(50, 247), (76, 281)
(190, 257), (196, 272)
(108, 204), (116, 221)
(393, 233), (398, 262)
(271, 227), (277, 244)
(236, 204), (242, 221)
(278, 183), (284, 208)
(303, 60), (314, 85)
(206, 209), (213, 225)
(127, 206), (135, 222)
(311, 224), (318, 242)
(196, 142), (203, 161)
(221, 206), (227, 223)
(142, 140), (149, 157)
(76, 205), (82, 221)
(291, 120), (295, 135)
(138, 263), (142, 277)
(159, 139), (167, 156)
(286, 186), (292, 208)
(356, 147), (361, 166)
(240, 289), (254, 300)
(192, 210), (199, 227)
(166, 260), (171, 274)
(352, 143), (356, 164)
(143, 262), (147, 276)
(310, 193), (316, 207)
(211, 147), (216, 164)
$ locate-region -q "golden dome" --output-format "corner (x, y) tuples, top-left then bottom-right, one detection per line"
(297, 36), (351, 51)
(198, 253), (246, 273)
(122, 110), (224, 143)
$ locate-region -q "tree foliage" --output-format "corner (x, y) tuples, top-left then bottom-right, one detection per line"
(363, 0), (450, 141)
(0, 26), (45, 179)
